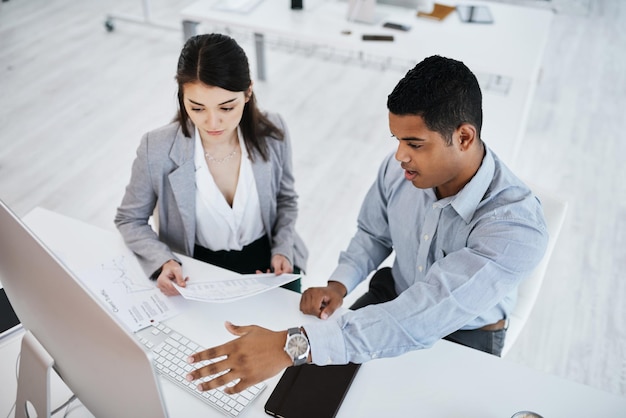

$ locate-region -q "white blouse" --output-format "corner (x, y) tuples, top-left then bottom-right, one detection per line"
(193, 127), (265, 251)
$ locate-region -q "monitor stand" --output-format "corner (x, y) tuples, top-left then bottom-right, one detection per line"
(15, 331), (54, 418)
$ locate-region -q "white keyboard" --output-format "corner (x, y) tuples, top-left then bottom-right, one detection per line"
(135, 322), (266, 417)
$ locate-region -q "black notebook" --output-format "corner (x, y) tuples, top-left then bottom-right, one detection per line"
(264, 363), (361, 418)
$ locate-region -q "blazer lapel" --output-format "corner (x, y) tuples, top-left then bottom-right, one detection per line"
(251, 155), (273, 238)
(168, 128), (196, 254)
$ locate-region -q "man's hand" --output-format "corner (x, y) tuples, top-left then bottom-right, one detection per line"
(186, 322), (292, 394)
(300, 281), (347, 319)
(156, 259), (187, 296)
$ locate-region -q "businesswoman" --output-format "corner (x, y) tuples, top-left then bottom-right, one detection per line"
(115, 33), (307, 295)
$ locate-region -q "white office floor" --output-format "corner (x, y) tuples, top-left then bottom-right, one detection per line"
(0, 0), (624, 400)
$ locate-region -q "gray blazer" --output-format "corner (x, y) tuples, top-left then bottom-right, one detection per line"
(114, 112), (308, 278)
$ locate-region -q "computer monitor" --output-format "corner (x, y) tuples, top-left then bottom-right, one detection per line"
(0, 200), (168, 418)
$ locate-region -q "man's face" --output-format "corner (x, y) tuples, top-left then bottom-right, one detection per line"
(389, 112), (465, 198)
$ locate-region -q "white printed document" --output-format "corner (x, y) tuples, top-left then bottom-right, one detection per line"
(173, 273), (300, 303)
(77, 255), (185, 332)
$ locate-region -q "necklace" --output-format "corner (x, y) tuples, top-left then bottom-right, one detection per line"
(204, 146), (238, 164)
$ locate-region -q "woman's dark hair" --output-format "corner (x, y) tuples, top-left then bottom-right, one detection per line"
(387, 55), (483, 145)
(174, 33), (283, 161)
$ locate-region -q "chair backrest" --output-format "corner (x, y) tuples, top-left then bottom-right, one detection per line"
(501, 184), (568, 356)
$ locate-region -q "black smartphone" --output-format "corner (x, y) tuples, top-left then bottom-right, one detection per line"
(362, 34), (394, 41)
(382, 21), (411, 31)
(0, 288), (22, 339)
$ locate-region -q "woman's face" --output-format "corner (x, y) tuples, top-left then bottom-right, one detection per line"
(182, 81), (250, 143)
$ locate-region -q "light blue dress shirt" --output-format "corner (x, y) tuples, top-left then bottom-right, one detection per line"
(304, 147), (548, 365)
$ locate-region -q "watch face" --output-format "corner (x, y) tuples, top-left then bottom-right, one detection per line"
(286, 334), (309, 358)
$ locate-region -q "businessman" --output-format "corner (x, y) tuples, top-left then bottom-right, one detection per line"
(185, 55), (549, 394)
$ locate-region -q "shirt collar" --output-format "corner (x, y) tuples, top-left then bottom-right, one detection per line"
(449, 147), (495, 224)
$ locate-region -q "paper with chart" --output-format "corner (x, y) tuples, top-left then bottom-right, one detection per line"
(173, 273), (300, 303)
(77, 255), (185, 332)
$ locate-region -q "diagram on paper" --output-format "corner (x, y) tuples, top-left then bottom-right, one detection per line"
(77, 255), (183, 332)
(100, 256), (153, 293)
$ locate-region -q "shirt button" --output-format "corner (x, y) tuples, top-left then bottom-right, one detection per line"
(423, 234), (429, 241)
(418, 265), (423, 272)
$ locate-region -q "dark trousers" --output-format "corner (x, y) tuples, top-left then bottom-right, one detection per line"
(350, 267), (505, 357)
(193, 235), (301, 293)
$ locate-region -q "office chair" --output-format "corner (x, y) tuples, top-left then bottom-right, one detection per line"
(501, 185), (568, 357)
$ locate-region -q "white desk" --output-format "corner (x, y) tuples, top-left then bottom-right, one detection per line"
(181, 0), (552, 81)
(180, 0), (553, 165)
(2, 207), (625, 417)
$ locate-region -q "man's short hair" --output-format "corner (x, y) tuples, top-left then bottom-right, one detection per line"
(387, 55), (483, 145)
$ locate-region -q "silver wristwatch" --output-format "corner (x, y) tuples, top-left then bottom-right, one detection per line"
(284, 327), (310, 366)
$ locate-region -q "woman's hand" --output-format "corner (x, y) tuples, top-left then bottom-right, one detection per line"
(271, 254), (293, 275)
(156, 259), (188, 296)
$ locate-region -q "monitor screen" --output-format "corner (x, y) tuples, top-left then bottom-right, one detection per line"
(0, 200), (168, 417)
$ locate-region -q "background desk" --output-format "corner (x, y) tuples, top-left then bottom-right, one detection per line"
(1, 208), (624, 417)
(180, 0), (553, 166)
